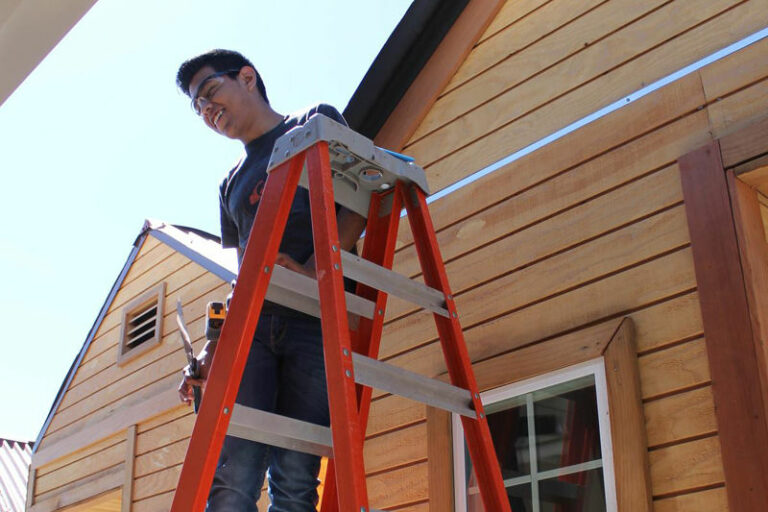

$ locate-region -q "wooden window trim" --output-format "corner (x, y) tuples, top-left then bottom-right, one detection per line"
(117, 282), (166, 365)
(678, 139), (768, 511)
(427, 317), (652, 511)
(728, 170), (768, 420)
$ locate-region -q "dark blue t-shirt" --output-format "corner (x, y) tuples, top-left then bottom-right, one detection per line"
(219, 104), (347, 263)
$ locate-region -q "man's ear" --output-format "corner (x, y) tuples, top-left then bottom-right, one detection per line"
(238, 66), (258, 92)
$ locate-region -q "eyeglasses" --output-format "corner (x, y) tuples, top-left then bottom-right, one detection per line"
(191, 69), (241, 115)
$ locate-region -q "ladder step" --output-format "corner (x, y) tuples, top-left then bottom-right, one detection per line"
(340, 250), (449, 317)
(268, 264), (376, 320)
(352, 353), (476, 418)
(227, 405), (333, 458)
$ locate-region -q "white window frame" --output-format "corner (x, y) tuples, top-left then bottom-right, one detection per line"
(452, 358), (618, 511)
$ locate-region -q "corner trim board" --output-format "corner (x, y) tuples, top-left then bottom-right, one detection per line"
(678, 140), (768, 511)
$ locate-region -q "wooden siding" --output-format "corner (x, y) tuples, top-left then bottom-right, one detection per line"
(364, 1), (768, 509)
(31, 234), (229, 511)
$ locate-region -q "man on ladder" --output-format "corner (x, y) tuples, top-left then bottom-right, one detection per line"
(175, 49), (366, 511)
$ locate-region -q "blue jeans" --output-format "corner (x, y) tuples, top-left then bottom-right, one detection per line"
(207, 313), (329, 512)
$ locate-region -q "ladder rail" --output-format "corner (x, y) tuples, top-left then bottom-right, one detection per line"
(306, 143), (370, 512)
(170, 153), (307, 512)
(321, 186), (403, 512)
(401, 184), (512, 512)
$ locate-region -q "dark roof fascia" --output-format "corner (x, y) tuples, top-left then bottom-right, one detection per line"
(33, 231), (146, 452)
(343, 0), (469, 140)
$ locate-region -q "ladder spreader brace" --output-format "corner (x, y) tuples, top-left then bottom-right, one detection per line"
(170, 115), (512, 512)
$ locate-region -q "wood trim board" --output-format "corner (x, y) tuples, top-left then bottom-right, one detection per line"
(720, 113), (768, 169)
(122, 425), (137, 512)
(678, 140), (768, 511)
(30, 463), (125, 512)
(728, 172), (768, 424)
(32, 385), (179, 469)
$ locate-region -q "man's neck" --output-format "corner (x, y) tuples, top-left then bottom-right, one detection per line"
(239, 105), (284, 144)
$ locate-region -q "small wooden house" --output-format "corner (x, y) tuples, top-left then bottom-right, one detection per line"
(27, 221), (238, 511)
(27, 0), (768, 510)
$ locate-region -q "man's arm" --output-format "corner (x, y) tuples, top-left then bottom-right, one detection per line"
(277, 207), (366, 277)
(179, 207), (365, 404)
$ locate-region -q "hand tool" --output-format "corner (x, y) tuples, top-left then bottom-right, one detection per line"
(176, 299), (201, 413)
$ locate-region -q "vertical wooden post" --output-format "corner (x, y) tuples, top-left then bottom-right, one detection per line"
(678, 141), (768, 511)
(122, 425), (137, 511)
(727, 172), (768, 426)
(602, 319), (652, 512)
(427, 407), (455, 512)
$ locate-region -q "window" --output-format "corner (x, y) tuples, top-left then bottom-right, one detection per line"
(453, 360), (617, 512)
(117, 282), (165, 364)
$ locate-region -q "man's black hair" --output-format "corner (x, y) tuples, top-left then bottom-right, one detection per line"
(176, 49), (269, 103)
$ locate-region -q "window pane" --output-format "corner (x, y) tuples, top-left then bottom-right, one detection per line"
(467, 480), (534, 512)
(465, 403), (531, 511)
(485, 402), (531, 478)
(534, 377), (601, 472)
(539, 468), (606, 511)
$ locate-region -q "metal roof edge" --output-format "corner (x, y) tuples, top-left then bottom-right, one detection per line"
(146, 222), (236, 283)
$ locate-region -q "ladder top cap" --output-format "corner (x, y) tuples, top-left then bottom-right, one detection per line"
(266, 114), (430, 217)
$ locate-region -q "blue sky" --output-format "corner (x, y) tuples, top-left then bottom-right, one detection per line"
(0, 0), (411, 441)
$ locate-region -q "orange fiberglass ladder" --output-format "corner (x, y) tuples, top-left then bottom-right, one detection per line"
(170, 115), (512, 512)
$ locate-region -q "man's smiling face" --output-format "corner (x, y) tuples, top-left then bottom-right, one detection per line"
(188, 66), (250, 140)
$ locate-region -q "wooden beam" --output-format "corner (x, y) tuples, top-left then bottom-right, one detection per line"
(469, 318), (624, 391)
(374, 0), (506, 151)
(720, 113), (768, 169)
(728, 172), (768, 424)
(678, 141), (768, 511)
(426, 407), (454, 512)
(30, 464), (124, 512)
(602, 318), (652, 511)
(33, 385), (179, 469)
(26, 466), (36, 510)
(122, 425), (137, 512)
(0, 0), (98, 107)
(737, 164), (768, 196)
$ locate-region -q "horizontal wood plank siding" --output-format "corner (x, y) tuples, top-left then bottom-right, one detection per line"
(33, 235), (227, 507)
(367, 0), (768, 508)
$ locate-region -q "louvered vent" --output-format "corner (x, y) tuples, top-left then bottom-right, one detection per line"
(118, 282), (166, 364)
(126, 300), (158, 348)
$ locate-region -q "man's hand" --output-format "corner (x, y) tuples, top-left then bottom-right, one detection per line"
(178, 340), (216, 405)
(275, 252), (316, 278)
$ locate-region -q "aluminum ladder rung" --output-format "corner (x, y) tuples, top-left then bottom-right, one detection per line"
(269, 264), (375, 320)
(352, 353), (476, 418)
(227, 353), (475, 459)
(339, 250), (449, 317)
(227, 405), (333, 458)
